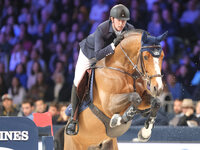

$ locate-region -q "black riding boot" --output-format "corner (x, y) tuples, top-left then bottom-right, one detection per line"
(66, 84), (79, 135)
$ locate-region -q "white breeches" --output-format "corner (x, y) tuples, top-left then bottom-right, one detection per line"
(74, 49), (96, 87)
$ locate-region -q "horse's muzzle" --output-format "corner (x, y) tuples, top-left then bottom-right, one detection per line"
(150, 84), (163, 96)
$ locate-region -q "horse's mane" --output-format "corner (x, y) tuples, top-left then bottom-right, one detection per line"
(122, 29), (149, 38)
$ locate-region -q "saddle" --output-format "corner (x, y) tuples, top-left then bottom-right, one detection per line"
(65, 69), (92, 117)
(77, 69), (92, 101)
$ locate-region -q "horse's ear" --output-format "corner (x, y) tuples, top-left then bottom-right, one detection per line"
(141, 31), (148, 43)
(156, 31), (168, 42)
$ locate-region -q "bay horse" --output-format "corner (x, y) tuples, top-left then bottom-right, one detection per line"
(64, 30), (167, 150)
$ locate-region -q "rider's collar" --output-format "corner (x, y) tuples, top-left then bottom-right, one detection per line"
(113, 26), (122, 36)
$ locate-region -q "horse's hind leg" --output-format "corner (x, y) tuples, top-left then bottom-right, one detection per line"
(137, 97), (161, 142)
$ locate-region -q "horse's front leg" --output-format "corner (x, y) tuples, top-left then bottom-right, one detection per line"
(137, 97), (161, 142)
(109, 92), (142, 128)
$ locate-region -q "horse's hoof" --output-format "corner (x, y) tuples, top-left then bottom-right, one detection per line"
(137, 127), (151, 142)
(110, 114), (122, 128)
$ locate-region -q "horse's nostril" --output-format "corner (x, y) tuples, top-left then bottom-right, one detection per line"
(154, 86), (157, 92)
(147, 82), (150, 90)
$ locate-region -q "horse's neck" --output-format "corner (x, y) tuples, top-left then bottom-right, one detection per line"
(97, 35), (141, 72)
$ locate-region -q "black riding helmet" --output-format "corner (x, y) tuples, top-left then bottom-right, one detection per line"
(110, 4), (130, 21)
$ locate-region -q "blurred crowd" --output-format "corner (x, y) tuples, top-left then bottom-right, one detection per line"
(0, 0), (200, 125)
(0, 94), (68, 125)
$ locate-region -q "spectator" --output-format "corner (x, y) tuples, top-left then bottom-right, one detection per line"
(18, 7), (29, 24)
(27, 72), (47, 100)
(27, 61), (43, 89)
(59, 31), (68, 50)
(166, 73), (184, 100)
(40, 9), (53, 34)
(89, 0), (109, 33)
(179, 0), (200, 25)
(76, 12), (90, 35)
(47, 22), (59, 49)
(14, 63), (28, 89)
(8, 76), (26, 106)
(26, 49), (46, 76)
(26, 13), (37, 37)
(34, 99), (47, 113)
(179, 0), (200, 43)
(18, 100), (34, 120)
(67, 23), (79, 43)
(52, 61), (68, 80)
(18, 23), (33, 53)
(49, 43), (65, 73)
(4, 24), (18, 46)
(193, 84), (200, 100)
(57, 12), (71, 33)
(146, 1), (161, 22)
(33, 23), (46, 41)
(33, 39), (50, 64)
(161, 8), (182, 59)
(0, 74), (8, 97)
(176, 64), (192, 86)
(0, 94), (18, 116)
(9, 42), (27, 72)
(130, 8), (147, 30)
(71, 0), (82, 21)
(1, 16), (20, 37)
(171, 1), (183, 20)
(48, 102), (59, 124)
(42, 0), (54, 15)
(190, 43), (200, 70)
(195, 101), (200, 123)
(0, 62), (9, 83)
(0, 32), (13, 55)
(56, 105), (68, 125)
(177, 98), (199, 126)
(147, 11), (162, 36)
(169, 99), (183, 126)
(44, 72), (71, 102)
(176, 64), (194, 96)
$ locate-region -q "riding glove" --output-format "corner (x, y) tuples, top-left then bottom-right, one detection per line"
(113, 34), (124, 47)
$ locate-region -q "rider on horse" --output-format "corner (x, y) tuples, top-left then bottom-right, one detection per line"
(66, 4), (140, 135)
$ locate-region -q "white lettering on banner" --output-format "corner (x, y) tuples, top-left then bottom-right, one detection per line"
(0, 131), (29, 141)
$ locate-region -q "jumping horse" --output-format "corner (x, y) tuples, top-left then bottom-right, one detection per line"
(64, 30), (167, 150)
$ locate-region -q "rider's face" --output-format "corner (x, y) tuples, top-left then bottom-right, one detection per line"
(111, 17), (127, 32)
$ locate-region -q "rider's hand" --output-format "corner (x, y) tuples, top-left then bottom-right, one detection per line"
(113, 34), (124, 47)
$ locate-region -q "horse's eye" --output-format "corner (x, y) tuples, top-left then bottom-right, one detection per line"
(144, 56), (148, 60)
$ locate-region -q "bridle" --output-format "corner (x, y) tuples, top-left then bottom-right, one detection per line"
(119, 43), (163, 80)
(94, 42), (163, 91)
(139, 45), (164, 80)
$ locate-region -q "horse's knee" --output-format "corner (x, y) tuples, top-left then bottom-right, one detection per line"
(151, 98), (161, 110)
(128, 92), (142, 107)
